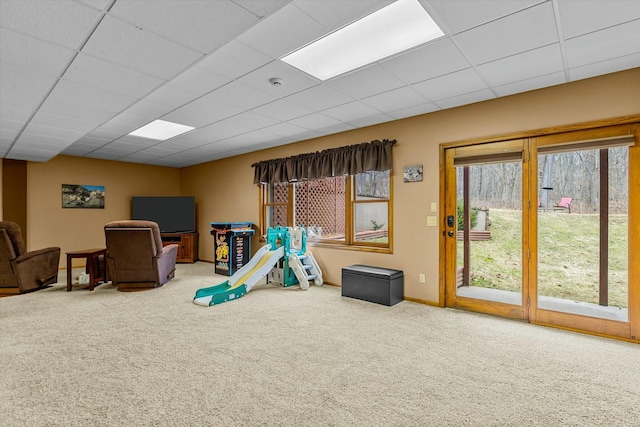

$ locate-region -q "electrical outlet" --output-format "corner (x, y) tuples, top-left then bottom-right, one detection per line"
(419, 273), (426, 283)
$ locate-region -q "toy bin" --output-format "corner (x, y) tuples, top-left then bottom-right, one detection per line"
(341, 265), (404, 306)
(210, 222), (254, 276)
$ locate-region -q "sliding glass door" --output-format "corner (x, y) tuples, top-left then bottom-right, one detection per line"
(442, 122), (639, 340)
(444, 140), (529, 320)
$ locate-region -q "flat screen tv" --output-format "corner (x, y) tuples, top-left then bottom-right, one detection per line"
(131, 196), (196, 233)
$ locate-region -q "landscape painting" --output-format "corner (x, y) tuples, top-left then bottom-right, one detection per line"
(62, 184), (105, 209)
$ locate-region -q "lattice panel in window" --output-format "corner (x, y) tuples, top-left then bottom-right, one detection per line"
(267, 182), (288, 203)
(294, 176), (346, 239)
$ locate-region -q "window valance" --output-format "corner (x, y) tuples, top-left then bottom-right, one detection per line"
(252, 139), (396, 184)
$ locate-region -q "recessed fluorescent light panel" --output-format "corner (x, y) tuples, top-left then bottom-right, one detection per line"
(281, 0), (444, 80)
(129, 119), (195, 140)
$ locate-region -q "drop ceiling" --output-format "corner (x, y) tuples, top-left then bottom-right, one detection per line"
(1, 0), (639, 168)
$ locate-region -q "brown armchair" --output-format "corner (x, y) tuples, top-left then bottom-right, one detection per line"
(0, 221), (60, 295)
(104, 220), (178, 291)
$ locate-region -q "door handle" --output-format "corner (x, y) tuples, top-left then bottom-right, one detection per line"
(447, 231), (454, 237)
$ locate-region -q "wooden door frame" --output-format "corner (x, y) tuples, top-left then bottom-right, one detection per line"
(439, 116), (640, 342)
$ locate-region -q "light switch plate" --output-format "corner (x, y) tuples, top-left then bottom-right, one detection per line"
(430, 202), (437, 212)
(427, 216), (437, 227)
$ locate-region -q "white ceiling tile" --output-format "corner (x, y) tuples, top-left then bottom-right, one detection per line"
(427, 0), (544, 34)
(205, 130), (278, 151)
(120, 100), (176, 120)
(0, 63), (57, 110)
(477, 44), (564, 87)
(361, 87), (428, 113)
(260, 122), (310, 137)
(87, 151), (124, 160)
(108, 111), (157, 129)
(453, 2), (558, 65)
(322, 101), (382, 123)
(39, 79), (137, 122)
(198, 41), (273, 80)
(380, 38), (470, 84)
(569, 52), (640, 82)
(92, 142), (140, 153)
(63, 53), (165, 98)
(294, 0), (393, 30)
(0, 105), (32, 123)
(111, 135), (160, 148)
(16, 133), (71, 148)
(206, 81), (277, 110)
(74, 0), (112, 11)
(387, 102), (440, 120)
(564, 19), (640, 69)
(155, 138), (205, 150)
(237, 4), (327, 58)
(0, 0), (100, 49)
(493, 72), (566, 97)
(167, 66), (230, 96)
(73, 135), (113, 146)
(327, 65), (405, 99)
(411, 68), (488, 101)
(142, 85), (199, 109)
(7, 147), (56, 161)
(252, 99), (313, 121)
(82, 130), (120, 141)
(315, 122), (356, 135)
(91, 121), (138, 136)
(235, 0), (292, 18)
(160, 108), (215, 128)
(284, 84), (353, 111)
(224, 111), (280, 129)
(288, 113), (345, 130)
(173, 122), (251, 143)
(0, 128), (19, 141)
(81, 16), (202, 79)
(60, 144), (94, 155)
(0, 117), (23, 132)
(29, 111), (99, 133)
(558, 0), (640, 39)
(434, 88), (496, 109)
(349, 113), (394, 128)
(109, 0), (260, 54)
(0, 28), (75, 76)
(178, 97), (244, 123)
(22, 123), (87, 140)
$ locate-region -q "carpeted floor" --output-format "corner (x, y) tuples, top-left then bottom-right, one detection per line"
(1, 262), (639, 426)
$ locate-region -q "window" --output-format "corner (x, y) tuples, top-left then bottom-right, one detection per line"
(260, 170), (392, 251)
(263, 181), (289, 228)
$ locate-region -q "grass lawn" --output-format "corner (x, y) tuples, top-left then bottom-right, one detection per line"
(457, 209), (629, 308)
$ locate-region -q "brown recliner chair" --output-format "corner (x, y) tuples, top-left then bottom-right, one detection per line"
(104, 220), (178, 291)
(0, 221), (60, 295)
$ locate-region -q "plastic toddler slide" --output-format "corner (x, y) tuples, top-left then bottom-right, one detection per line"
(193, 245), (284, 306)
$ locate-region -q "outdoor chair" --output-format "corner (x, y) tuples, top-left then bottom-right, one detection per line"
(104, 220), (178, 291)
(0, 221), (60, 295)
(552, 197), (572, 213)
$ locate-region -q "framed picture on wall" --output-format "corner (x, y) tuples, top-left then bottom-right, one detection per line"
(62, 184), (105, 209)
(403, 165), (423, 182)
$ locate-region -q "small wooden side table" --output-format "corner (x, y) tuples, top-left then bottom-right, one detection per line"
(66, 248), (107, 292)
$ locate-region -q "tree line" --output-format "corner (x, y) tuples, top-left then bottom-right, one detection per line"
(457, 146), (628, 214)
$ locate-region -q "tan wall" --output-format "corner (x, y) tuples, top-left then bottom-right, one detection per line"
(27, 155), (180, 267)
(182, 68), (640, 304)
(0, 159), (3, 220)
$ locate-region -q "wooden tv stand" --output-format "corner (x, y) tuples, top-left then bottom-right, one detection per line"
(160, 232), (198, 263)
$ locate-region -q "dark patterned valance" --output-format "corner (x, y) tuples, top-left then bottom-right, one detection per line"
(252, 139), (396, 184)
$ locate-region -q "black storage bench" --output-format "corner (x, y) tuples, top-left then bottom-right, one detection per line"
(341, 265), (404, 306)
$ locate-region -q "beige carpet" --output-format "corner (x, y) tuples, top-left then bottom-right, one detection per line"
(1, 262), (638, 426)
